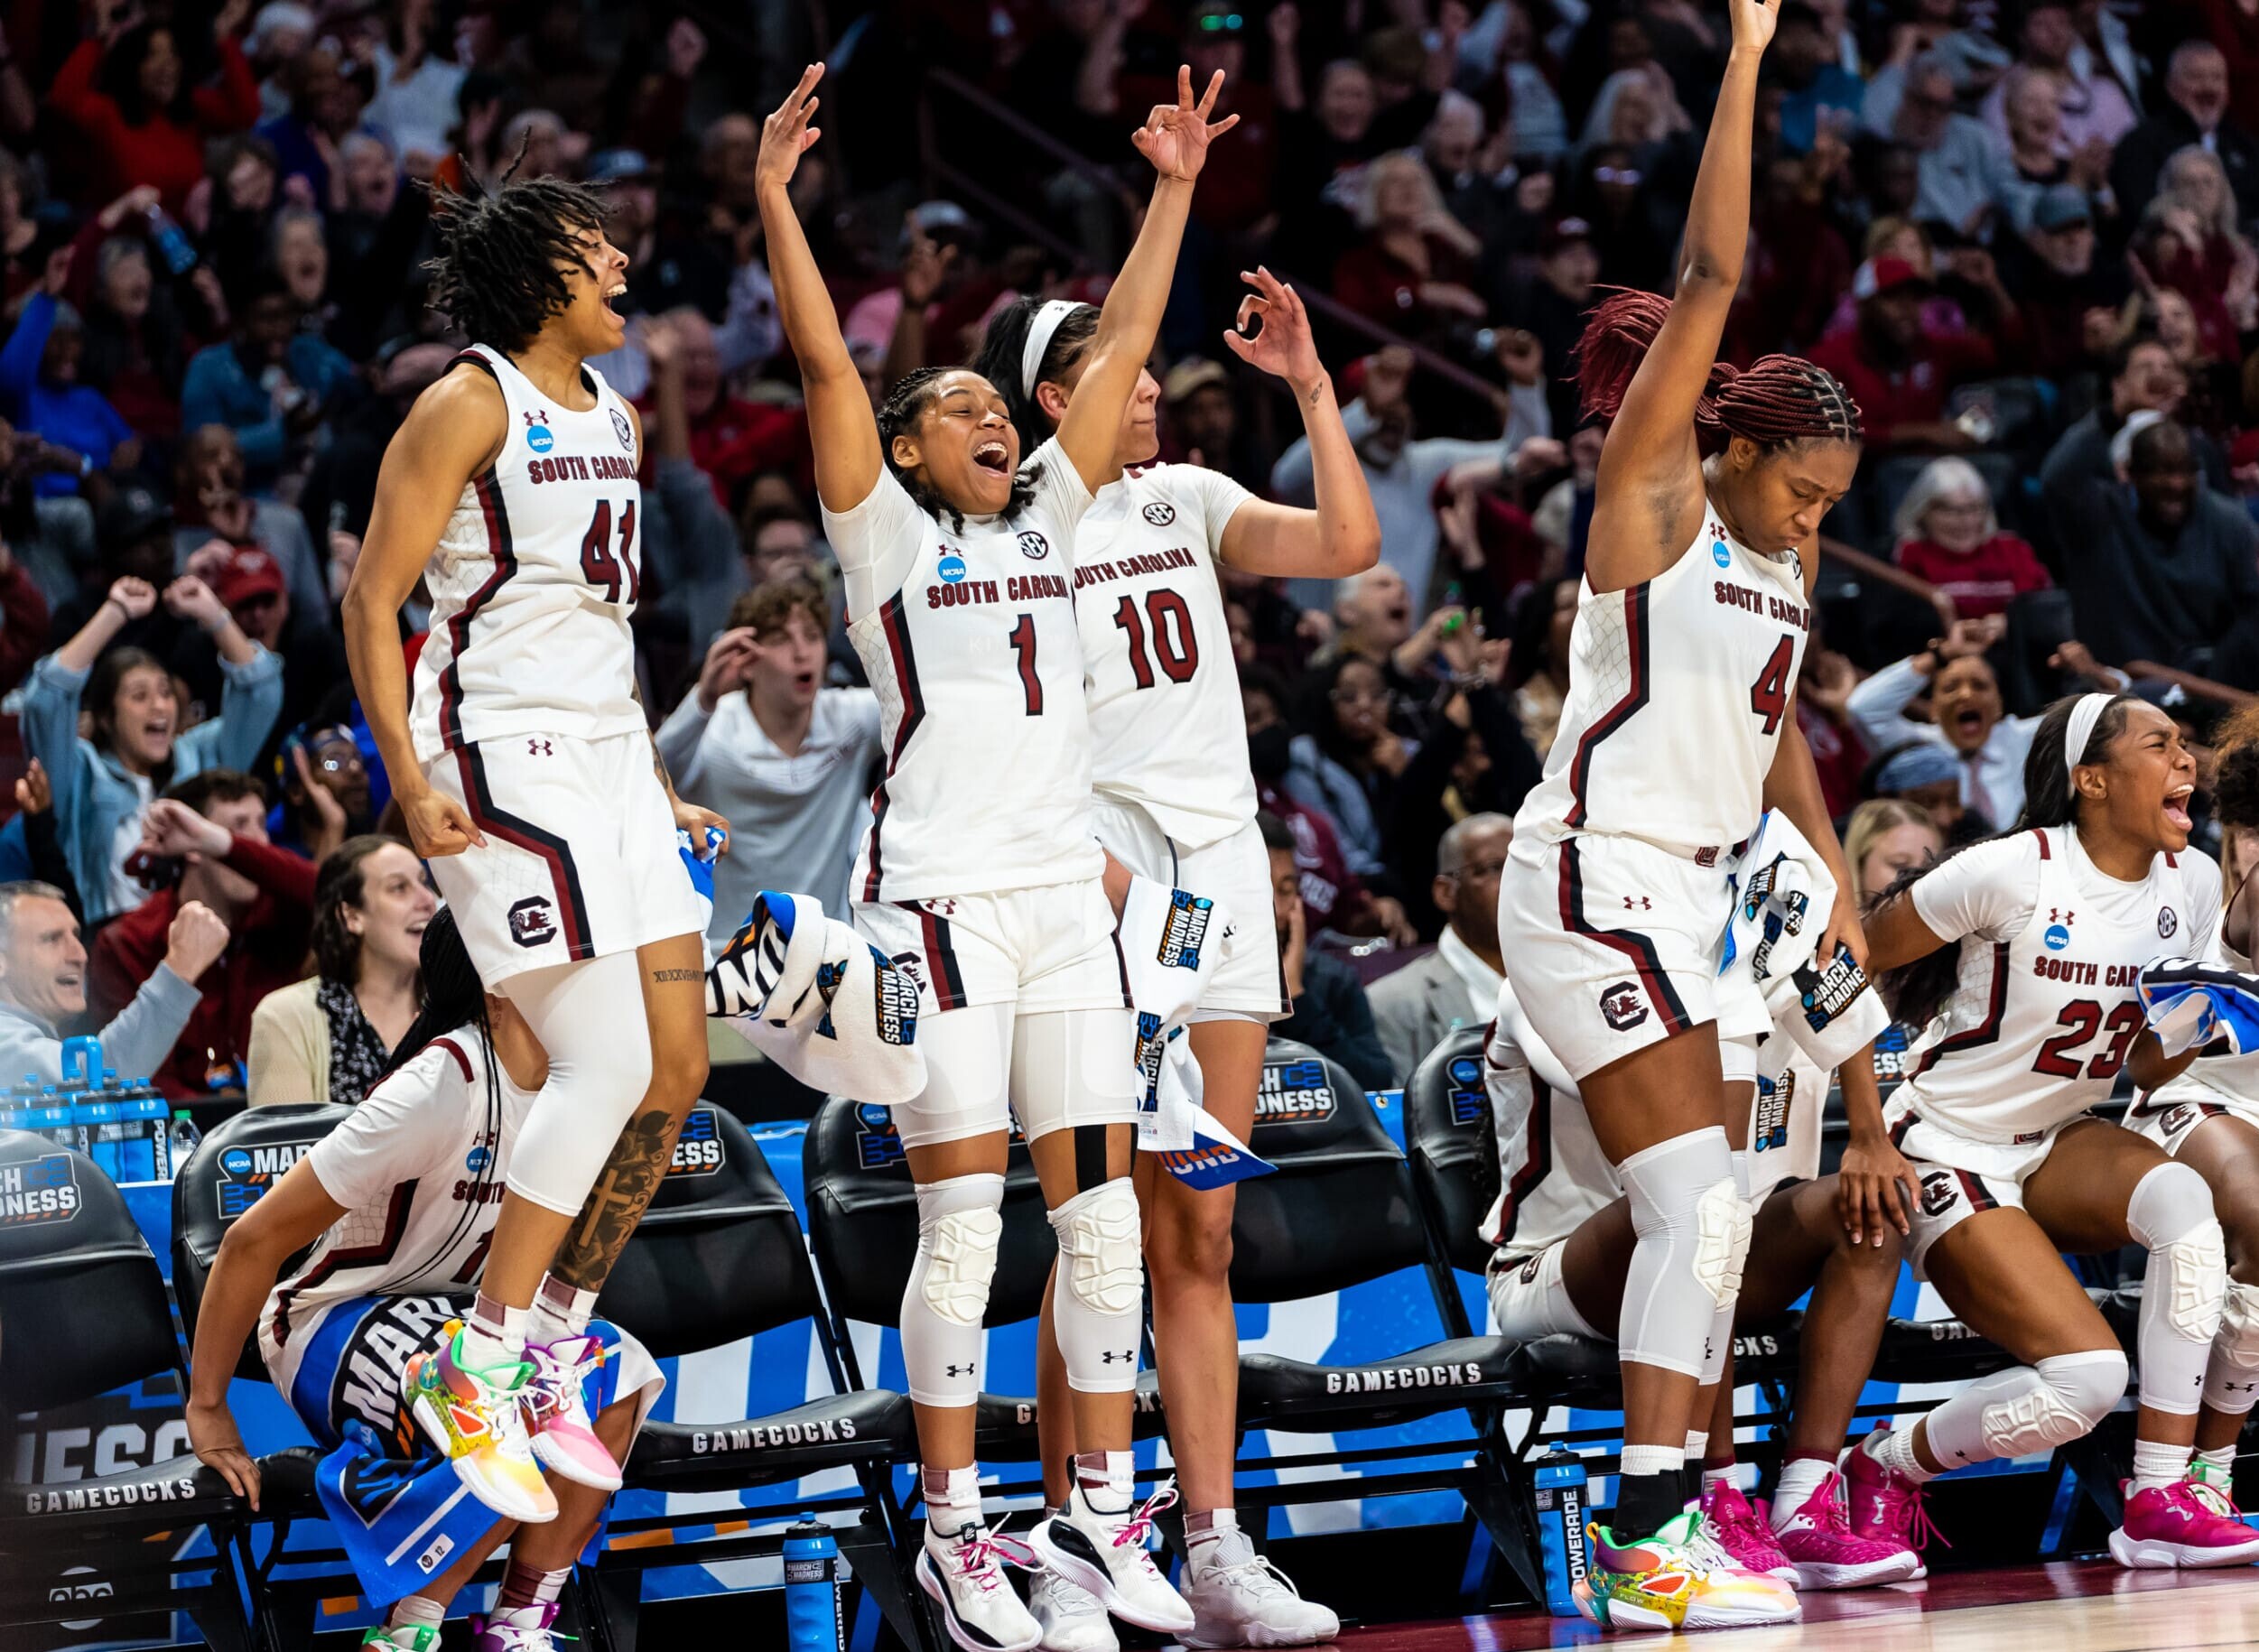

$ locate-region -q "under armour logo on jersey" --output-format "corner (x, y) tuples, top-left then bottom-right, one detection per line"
(524, 410), (548, 427)
(1142, 502), (1176, 526)
(945, 1362), (977, 1378)
(528, 738), (553, 756)
(924, 897), (960, 917)
(1622, 895), (1651, 911)
(2049, 908), (2075, 925)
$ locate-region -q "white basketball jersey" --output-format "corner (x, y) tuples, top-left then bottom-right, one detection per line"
(1894, 828), (2218, 1143)
(410, 346), (647, 766)
(825, 438), (1104, 901)
(1484, 980), (1621, 1258)
(259, 1033), (535, 1396)
(1076, 463), (1257, 848)
(1517, 508), (1809, 859)
(2135, 885), (2259, 1122)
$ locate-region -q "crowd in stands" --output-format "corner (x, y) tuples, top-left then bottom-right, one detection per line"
(0, 0), (2250, 1107)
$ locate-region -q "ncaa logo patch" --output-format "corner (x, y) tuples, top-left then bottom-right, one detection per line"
(1157, 890), (1213, 970)
(611, 407), (636, 451)
(524, 413), (554, 454)
(1599, 980), (1648, 1032)
(1142, 502), (1176, 526)
(2044, 923), (2071, 951)
(508, 896), (558, 948)
(1446, 1053), (1486, 1125)
(1018, 530), (1049, 561)
(2160, 906), (2180, 939)
(854, 1101), (906, 1170)
(1711, 539), (1731, 568)
(215, 1140), (314, 1219)
(937, 551), (967, 584)
(465, 1145), (491, 1174)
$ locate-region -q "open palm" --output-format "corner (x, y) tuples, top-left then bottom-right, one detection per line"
(1131, 65), (1240, 182)
(758, 63), (824, 192)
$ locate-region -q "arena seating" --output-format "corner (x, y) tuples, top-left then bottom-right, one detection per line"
(0, 1128), (257, 1650)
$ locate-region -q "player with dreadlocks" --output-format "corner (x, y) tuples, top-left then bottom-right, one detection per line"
(1493, 0), (1890, 1631)
(340, 159), (726, 1524)
(759, 61), (1229, 1652)
(184, 908), (668, 1652)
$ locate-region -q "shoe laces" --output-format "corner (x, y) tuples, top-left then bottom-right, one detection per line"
(945, 1521), (1037, 1596)
(524, 1341), (609, 1422)
(1109, 1477), (1180, 1554)
(1872, 1475), (1947, 1555)
(2188, 1475), (2244, 1519)
(1220, 1552), (1302, 1603)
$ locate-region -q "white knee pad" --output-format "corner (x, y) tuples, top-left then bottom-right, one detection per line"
(1049, 1177), (1144, 1394)
(1618, 1127), (1738, 1378)
(1929, 1350), (2126, 1467)
(501, 951), (659, 1215)
(901, 1174), (1005, 1408)
(2128, 1162), (2227, 1415)
(1488, 1240), (1601, 1341)
(2205, 1278), (2259, 1416)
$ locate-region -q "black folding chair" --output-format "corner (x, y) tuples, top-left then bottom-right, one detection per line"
(1, 1128), (257, 1650)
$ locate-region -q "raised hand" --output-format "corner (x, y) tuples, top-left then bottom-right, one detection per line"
(758, 63), (825, 194)
(1222, 267), (1321, 390)
(107, 576), (159, 621)
(1727, 0), (1780, 53)
(1130, 65), (1240, 183)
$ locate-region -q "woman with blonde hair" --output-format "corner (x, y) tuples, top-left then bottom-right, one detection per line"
(1889, 456), (2051, 618)
(1841, 797), (1943, 905)
(1332, 149), (1487, 340)
(2141, 147), (2257, 358)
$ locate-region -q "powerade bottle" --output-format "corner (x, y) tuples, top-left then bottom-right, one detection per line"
(113, 1072), (161, 1182)
(24, 1085), (72, 1150)
(0, 1074), (37, 1136)
(782, 1513), (843, 1652)
(73, 1088), (120, 1180)
(1533, 1444), (1591, 1617)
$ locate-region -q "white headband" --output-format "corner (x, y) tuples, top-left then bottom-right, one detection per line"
(1020, 300), (1085, 399)
(2064, 691), (2116, 784)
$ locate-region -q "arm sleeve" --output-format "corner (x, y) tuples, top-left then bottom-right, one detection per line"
(302, 1047), (454, 1209)
(47, 38), (111, 131)
(1908, 832), (2042, 943)
(222, 834), (318, 910)
(191, 38), (262, 130)
(98, 965), (206, 1092)
(1844, 654), (1937, 757)
(819, 463), (932, 622)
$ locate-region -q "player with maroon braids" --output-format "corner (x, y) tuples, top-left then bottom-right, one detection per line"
(1495, 0), (1910, 1630)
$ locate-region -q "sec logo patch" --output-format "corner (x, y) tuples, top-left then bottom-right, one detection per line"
(1142, 502), (1176, 526)
(1018, 531), (1049, 561)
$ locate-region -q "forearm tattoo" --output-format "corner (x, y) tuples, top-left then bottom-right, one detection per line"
(550, 1108), (682, 1293)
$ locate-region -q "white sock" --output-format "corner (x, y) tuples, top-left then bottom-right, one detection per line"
(387, 1596), (445, 1631)
(2132, 1438), (2191, 1495)
(1771, 1458), (1834, 1529)
(924, 1464), (983, 1539)
(1701, 1461), (1737, 1490)
(1685, 1430), (1709, 1460)
(2195, 1444), (2237, 1485)
(525, 1276), (599, 1345)
(1076, 1450), (1136, 1517)
(1621, 1443), (1685, 1479)
(459, 1299), (527, 1369)
(1186, 1508), (1241, 1576)
(1868, 1426), (1940, 1486)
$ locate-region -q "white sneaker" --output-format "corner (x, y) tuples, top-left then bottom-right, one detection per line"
(916, 1519), (1042, 1652)
(1181, 1526), (1341, 1648)
(1027, 1480), (1195, 1636)
(1028, 1566), (1119, 1652)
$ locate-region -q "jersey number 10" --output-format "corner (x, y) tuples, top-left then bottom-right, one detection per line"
(1111, 589), (1200, 689)
(578, 500), (641, 604)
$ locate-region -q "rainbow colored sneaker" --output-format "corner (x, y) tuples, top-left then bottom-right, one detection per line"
(1572, 1509), (1801, 1632)
(359, 1627), (440, 1651)
(403, 1320), (557, 1524)
(520, 1335), (621, 1491)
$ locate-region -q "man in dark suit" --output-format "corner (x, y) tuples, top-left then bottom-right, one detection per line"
(2111, 41), (2259, 226)
(1370, 813), (1512, 1084)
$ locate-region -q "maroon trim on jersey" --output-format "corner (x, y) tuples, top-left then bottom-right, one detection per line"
(1888, 1109), (1919, 1147)
(2032, 829), (2051, 860)
(1907, 941), (2011, 1079)
(861, 592), (926, 902)
(437, 470), (518, 751)
(432, 1036), (474, 1083)
(1954, 1169), (1998, 1213)
(1564, 580), (1650, 831)
(1493, 1072), (1554, 1248)
(905, 901), (968, 1012)
(1110, 925), (1134, 1009)
(1555, 838), (1691, 1035)
(272, 1181), (417, 1348)
(455, 743), (595, 959)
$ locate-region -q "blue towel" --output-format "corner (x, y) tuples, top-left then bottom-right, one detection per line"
(2138, 957), (2259, 1057)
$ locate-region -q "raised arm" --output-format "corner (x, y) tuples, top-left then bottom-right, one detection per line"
(1586, 0), (1777, 591)
(757, 65), (882, 515)
(1055, 66), (1238, 494)
(340, 368), (498, 863)
(1214, 268), (1380, 581)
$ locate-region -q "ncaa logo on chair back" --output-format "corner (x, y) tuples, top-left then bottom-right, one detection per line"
(0, 1152), (80, 1228)
(1446, 1054), (1486, 1126)
(1256, 1057), (1334, 1123)
(217, 1141), (316, 1220)
(667, 1107), (725, 1178)
(1157, 891), (1214, 970)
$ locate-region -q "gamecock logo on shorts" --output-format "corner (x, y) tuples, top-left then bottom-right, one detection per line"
(1919, 1170), (1959, 1219)
(508, 896), (558, 948)
(1598, 980), (1648, 1032)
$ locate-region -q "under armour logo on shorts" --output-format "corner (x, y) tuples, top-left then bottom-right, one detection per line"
(945, 1362), (977, 1378)
(1622, 895), (1650, 911)
(528, 738), (553, 756)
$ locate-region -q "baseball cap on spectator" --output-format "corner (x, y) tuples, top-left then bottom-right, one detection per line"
(98, 483), (172, 552)
(1875, 742), (1961, 795)
(905, 200), (977, 251)
(210, 545), (287, 612)
(2110, 408), (2166, 471)
(1164, 358), (1231, 404)
(1852, 255), (1933, 301)
(585, 148), (653, 185)
(1539, 217), (1594, 257)
(2031, 186), (2092, 232)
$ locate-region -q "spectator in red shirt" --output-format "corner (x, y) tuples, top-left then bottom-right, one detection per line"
(87, 768), (313, 1098)
(1806, 254), (2015, 454)
(637, 306), (807, 509)
(1330, 151), (1487, 344)
(48, 10), (262, 214)
(1891, 456), (2053, 617)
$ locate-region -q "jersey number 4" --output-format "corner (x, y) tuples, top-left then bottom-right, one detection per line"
(2031, 998), (2146, 1080)
(1111, 589), (1199, 689)
(578, 500), (641, 604)
(1750, 636), (1795, 736)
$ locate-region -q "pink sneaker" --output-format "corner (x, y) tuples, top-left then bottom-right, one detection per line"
(2109, 1478), (2259, 1568)
(1842, 1432), (1945, 1582)
(519, 1335), (621, 1491)
(1768, 1471), (1921, 1590)
(1696, 1479), (1797, 1582)
(471, 1602), (561, 1651)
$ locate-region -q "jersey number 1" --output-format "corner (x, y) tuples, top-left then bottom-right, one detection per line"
(579, 500), (640, 603)
(1111, 589), (1199, 689)
(1750, 636), (1794, 736)
(1009, 613), (1043, 715)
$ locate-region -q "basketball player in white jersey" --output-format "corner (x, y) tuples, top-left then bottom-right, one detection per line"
(2123, 709), (2259, 1512)
(1482, 975), (1921, 1605)
(341, 164), (725, 1511)
(1492, 0), (1886, 1624)
(1853, 694), (2258, 1570)
(967, 271), (1377, 1648)
(758, 65), (1232, 1651)
(186, 910), (665, 1652)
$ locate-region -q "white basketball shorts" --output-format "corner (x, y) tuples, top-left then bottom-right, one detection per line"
(1091, 797), (1288, 1024)
(1883, 1100), (2087, 1277)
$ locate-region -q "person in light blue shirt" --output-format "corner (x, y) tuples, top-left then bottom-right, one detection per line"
(0, 289), (140, 497)
(179, 280), (356, 488)
(1772, 0), (1864, 154)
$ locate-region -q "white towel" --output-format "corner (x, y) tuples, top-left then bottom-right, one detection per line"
(1722, 812), (1891, 1070)
(706, 890), (925, 1105)
(1115, 876), (1232, 1152)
